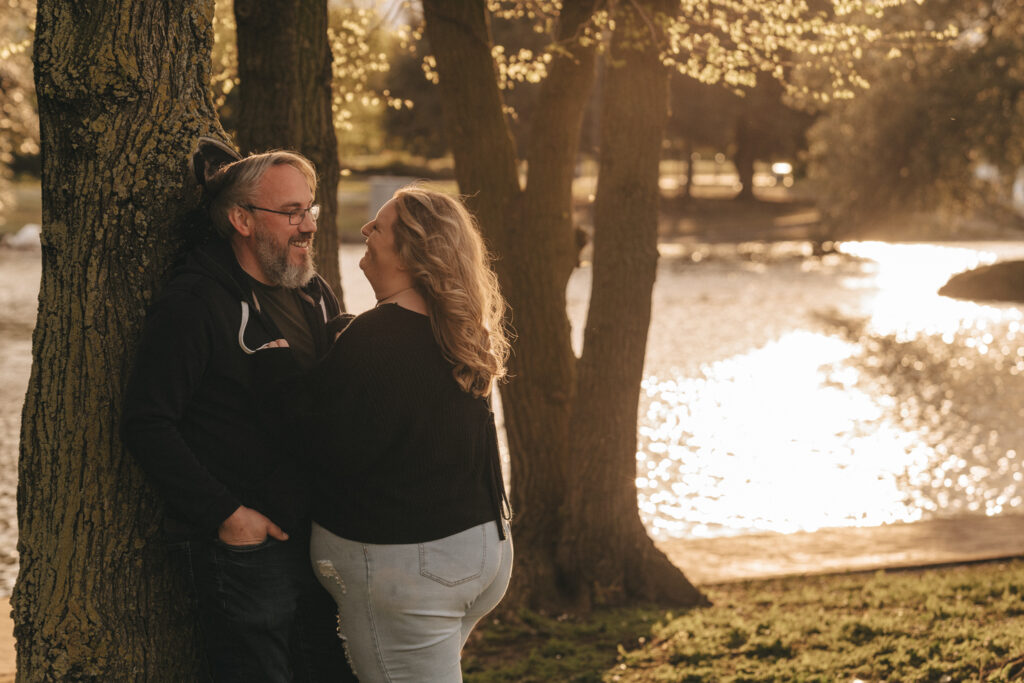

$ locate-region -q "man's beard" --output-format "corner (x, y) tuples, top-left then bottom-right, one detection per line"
(253, 223), (315, 288)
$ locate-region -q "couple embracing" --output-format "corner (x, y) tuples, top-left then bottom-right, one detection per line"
(122, 140), (513, 682)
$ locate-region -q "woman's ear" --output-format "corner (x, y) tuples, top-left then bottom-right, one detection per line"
(192, 136), (241, 190)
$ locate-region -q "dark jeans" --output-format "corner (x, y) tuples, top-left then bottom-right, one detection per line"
(172, 532), (356, 682)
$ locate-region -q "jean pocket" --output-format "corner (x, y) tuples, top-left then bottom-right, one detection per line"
(214, 536), (277, 553)
(418, 525), (486, 587)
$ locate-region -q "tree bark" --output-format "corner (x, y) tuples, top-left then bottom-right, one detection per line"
(734, 112), (756, 200)
(562, 0), (707, 608)
(15, 1), (221, 678)
(234, 0), (344, 304)
(422, 0), (598, 606)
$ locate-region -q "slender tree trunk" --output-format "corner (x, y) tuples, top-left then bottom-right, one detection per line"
(234, 0), (344, 303)
(734, 113), (756, 200)
(562, 0), (706, 608)
(684, 138), (694, 202)
(503, 0), (603, 606)
(422, 0), (599, 606)
(15, 2), (221, 678)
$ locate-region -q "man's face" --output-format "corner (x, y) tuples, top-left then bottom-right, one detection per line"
(249, 164), (317, 288)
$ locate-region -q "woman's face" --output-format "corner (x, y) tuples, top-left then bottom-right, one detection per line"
(359, 198), (405, 293)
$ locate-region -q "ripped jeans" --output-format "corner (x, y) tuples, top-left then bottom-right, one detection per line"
(171, 531), (355, 682)
(310, 520), (513, 682)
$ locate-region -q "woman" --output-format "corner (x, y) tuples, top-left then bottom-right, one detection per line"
(305, 186), (513, 682)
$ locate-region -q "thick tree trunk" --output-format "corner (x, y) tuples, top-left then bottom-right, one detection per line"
(234, 0), (344, 304)
(15, 2), (221, 678)
(734, 113), (756, 200)
(562, 0), (706, 608)
(422, 0), (598, 607)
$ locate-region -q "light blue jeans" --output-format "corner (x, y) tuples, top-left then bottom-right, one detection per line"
(310, 520), (513, 682)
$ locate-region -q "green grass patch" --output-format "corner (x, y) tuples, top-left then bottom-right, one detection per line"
(465, 560), (1024, 682)
(463, 607), (663, 683)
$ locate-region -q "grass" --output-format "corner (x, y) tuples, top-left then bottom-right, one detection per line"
(464, 559), (1024, 682)
(463, 606), (663, 683)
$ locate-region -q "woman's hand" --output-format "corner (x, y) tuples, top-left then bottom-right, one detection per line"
(265, 338), (290, 349)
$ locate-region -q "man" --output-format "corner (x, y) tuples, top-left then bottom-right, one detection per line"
(123, 141), (354, 682)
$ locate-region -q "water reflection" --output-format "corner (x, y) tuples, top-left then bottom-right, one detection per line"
(624, 240), (1024, 539)
(839, 241), (1022, 340)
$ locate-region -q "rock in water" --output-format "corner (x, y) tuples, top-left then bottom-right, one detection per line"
(938, 260), (1024, 303)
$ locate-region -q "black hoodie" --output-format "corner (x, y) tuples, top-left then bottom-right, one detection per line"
(122, 237), (344, 540)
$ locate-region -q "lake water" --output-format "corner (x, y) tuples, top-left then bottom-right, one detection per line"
(0, 239), (1023, 592)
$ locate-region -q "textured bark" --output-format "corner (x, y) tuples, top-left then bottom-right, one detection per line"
(563, 0), (707, 608)
(234, 0), (344, 304)
(422, 0), (598, 606)
(15, 1), (221, 679)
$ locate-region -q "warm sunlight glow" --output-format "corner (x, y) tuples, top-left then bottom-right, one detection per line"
(624, 241), (1024, 540)
(638, 331), (931, 538)
(837, 241), (1024, 340)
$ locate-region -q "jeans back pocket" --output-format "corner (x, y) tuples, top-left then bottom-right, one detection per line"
(418, 525), (486, 586)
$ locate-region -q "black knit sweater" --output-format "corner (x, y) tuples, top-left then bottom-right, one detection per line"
(305, 304), (508, 544)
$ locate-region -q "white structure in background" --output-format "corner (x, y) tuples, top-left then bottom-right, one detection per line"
(367, 176), (416, 219)
(975, 162), (1024, 216)
(1, 223), (40, 249)
(1014, 168), (1024, 215)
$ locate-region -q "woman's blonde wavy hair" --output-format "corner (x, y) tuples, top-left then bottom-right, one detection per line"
(390, 186), (510, 398)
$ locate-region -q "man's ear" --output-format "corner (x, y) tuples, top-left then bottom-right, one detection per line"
(228, 206), (253, 237)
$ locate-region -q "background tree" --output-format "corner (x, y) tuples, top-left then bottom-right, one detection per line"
(808, 0), (1024, 231)
(381, 32), (450, 159)
(234, 0), (345, 299)
(559, 0), (705, 607)
(0, 0), (38, 215)
(382, 7), (550, 163)
(422, 0), (636, 608)
(666, 72), (735, 199)
(419, 0), (939, 609)
(14, 0), (222, 677)
(665, 74), (814, 202)
(729, 77), (814, 200)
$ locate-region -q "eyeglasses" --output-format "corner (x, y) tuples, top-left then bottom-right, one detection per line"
(245, 204), (321, 225)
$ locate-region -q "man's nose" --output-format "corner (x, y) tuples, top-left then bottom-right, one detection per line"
(360, 222), (371, 237)
(300, 211), (318, 233)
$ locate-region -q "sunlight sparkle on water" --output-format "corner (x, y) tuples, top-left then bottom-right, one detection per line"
(638, 331), (932, 538)
(634, 240), (1024, 540)
(838, 241), (1024, 339)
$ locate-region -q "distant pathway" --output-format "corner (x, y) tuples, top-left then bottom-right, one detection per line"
(0, 249), (38, 596)
(658, 513), (1024, 585)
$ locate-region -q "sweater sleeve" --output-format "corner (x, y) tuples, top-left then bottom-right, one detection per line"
(121, 291), (241, 534)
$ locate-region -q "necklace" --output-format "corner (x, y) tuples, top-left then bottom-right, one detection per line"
(376, 286), (415, 305)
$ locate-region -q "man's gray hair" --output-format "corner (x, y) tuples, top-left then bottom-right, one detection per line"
(205, 151), (318, 238)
